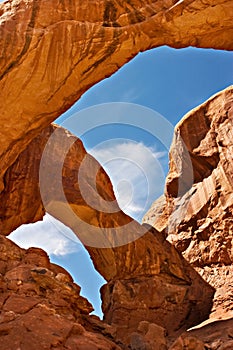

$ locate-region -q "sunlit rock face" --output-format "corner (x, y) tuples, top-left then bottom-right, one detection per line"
(144, 86), (233, 348)
(169, 317), (233, 350)
(0, 235), (121, 350)
(0, 0), (233, 193)
(0, 0), (233, 348)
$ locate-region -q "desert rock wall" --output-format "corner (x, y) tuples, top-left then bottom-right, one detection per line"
(0, 0), (233, 192)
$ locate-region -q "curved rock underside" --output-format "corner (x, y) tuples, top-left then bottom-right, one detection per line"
(1, 87), (233, 348)
(0, 0), (233, 192)
(0, 123), (214, 348)
(0, 0), (233, 349)
(144, 86), (233, 348)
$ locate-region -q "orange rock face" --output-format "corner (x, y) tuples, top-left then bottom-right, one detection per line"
(144, 86), (233, 348)
(0, 0), (233, 193)
(169, 318), (233, 350)
(0, 235), (120, 350)
(0, 123), (214, 347)
(0, 0), (233, 348)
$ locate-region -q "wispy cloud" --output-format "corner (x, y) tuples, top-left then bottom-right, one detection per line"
(9, 141), (166, 255)
(9, 214), (82, 256)
(89, 140), (166, 221)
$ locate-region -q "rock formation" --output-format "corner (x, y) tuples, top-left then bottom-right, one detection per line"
(143, 86), (233, 348)
(0, 235), (121, 350)
(0, 123), (214, 347)
(0, 0), (233, 194)
(0, 0), (233, 349)
(169, 318), (233, 350)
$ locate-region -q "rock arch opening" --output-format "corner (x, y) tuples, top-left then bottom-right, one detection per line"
(8, 45), (233, 322)
(1, 0), (233, 347)
(9, 213), (106, 318)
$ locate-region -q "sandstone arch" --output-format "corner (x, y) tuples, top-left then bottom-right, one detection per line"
(0, 0), (233, 348)
(0, 0), (233, 191)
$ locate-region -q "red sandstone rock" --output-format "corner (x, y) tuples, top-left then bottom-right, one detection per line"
(169, 318), (233, 350)
(0, 1), (232, 348)
(143, 86), (233, 319)
(144, 86), (233, 348)
(129, 321), (167, 350)
(0, 0), (233, 193)
(0, 123), (214, 346)
(0, 235), (120, 350)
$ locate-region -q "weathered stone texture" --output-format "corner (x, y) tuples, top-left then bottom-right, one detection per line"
(0, 235), (120, 350)
(144, 86), (233, 349)
(0, 0), (233, 348)
(0, 123), (214, 346)
(0, 0), (233, 192)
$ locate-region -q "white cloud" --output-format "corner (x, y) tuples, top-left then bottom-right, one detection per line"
(9, 214), (82, 256)
(9, 141), (166, 256)
(89, 140), (166, 221)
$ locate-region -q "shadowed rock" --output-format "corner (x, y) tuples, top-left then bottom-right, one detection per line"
(144, 86), (233, 348)
(0, 0), (233, 192)
(0, 123), (214, 346)
(0, 235), (121, 350)
(0, 0), (232, 348)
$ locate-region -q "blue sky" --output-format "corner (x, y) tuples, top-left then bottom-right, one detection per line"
(9, 46), (233, 317)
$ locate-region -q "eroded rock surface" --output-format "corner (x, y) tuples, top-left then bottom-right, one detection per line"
(0, 123), (214, 347)
(0, 1), (233, 348)
(0, 235), (120, 350)
(143, 86), (233, 315)
(0, 0), (233, 193)
(169, 318), (233, 350)
(100, 227), (214, 345)
(144, 86), (233, 348)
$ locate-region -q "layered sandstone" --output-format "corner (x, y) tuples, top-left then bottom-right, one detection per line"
(143, 86), (233, 348)
(0, 0), (233, 194)
(0, 235), (120, 350)
(0, 0), (233, 348)
(0, 123), (214, 347)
